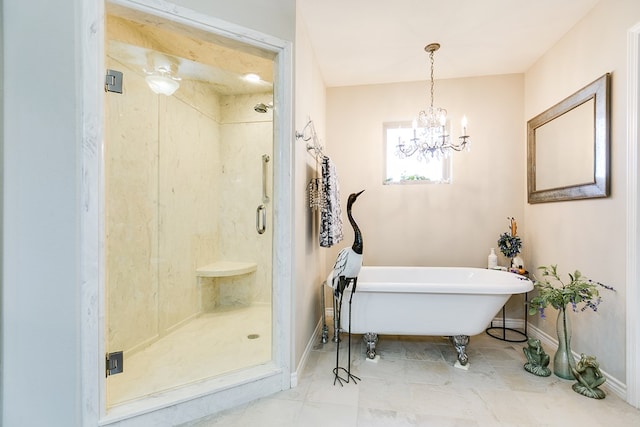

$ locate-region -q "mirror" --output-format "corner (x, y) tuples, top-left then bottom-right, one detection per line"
(527, 73), (610, 203)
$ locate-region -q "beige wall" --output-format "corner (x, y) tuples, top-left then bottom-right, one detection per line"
(325, 74), (525, 272)
(293, 11), (327, 369)
(524, 0), (640, 383)
(171, 0), (295, 43)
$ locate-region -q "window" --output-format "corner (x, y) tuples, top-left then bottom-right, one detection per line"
(383, 122), (451, 184)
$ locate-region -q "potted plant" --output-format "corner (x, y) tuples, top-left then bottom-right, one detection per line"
(528, 265), (614, 380)
(497, 217), (523, 269)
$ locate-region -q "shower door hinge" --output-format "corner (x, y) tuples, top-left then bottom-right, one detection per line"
(106, 351), (124, 377)
(105, 69), (123, 94)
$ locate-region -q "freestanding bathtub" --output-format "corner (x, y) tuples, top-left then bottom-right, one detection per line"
(332, 266), (532, 366)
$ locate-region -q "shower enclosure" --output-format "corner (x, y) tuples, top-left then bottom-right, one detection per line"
(104, 9), (275, 408)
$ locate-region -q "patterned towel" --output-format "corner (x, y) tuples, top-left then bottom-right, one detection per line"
(320, 156), (343, 247)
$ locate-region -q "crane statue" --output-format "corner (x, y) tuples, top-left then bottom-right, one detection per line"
(327, 189), (364, 386)
(327, 189), (365, 296)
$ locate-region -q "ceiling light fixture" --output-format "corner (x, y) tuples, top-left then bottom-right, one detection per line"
(396, 43), (470, 161)
(244, 73), (261, 83)
(145, 66), (181, 96)
(144, 53), (181, 96)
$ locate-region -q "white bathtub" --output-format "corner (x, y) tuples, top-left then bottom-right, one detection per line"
(335, 266), (533, 365)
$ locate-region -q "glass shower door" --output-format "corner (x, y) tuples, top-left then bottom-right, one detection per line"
(104, 12), (274, 408)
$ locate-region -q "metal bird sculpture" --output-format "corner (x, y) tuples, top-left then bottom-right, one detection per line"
(327, 189), (364, 386)
(328, 190), (365, 295)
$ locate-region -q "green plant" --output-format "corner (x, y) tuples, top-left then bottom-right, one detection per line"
(528, 265), (615, 318)
(497, 232), (521, 258)
(497, 217), (522, 259)
(399, 174), (428, 181)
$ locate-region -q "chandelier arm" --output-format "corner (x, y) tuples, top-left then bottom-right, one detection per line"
(441, 138), (470, 152)
(396, 143), (419, 157)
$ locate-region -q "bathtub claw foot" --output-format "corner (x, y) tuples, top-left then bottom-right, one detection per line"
(363, 333), (378, 359)
(321, 324), (329, 344)
(450, 335), (470, 366)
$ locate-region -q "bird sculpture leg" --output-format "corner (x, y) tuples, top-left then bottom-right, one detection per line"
(346, 277), (360, 384)
(320, 281), (328, 344)
(333, 285), (346, 386)
(332, 289), (339, 343)
(332, 276), (360, 385)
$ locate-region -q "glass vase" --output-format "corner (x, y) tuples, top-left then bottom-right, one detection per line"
(554, 306), (575, 379)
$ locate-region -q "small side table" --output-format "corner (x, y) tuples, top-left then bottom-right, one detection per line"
(486, 272), (529, 343)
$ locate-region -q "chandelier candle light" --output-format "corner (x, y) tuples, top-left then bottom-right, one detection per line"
(396, 43), (470, 161)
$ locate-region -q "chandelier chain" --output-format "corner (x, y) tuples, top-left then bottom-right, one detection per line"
(429, 50), (435, 109)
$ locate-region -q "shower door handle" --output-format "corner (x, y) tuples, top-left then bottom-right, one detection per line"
(256, 204), (266, 234)
(262, 154), (270, 203)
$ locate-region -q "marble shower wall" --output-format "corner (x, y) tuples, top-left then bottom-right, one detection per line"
(217, 94), (273, 306)
(157, 79), (221, 334)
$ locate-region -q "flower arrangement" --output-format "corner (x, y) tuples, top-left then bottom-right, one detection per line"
(497, 217), (522, 259)
(528, 264), (615, 318)
(528, 264), (615, 381)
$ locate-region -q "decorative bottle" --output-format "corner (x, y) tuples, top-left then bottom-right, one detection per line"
(512, 255), (524, 270)
(488, 248), (498, 269)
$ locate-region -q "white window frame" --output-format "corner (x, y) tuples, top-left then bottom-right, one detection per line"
(383, 121), (451, 185)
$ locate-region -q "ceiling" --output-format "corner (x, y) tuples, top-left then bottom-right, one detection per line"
(106, 10), (274, 95)
(297, 0), (600, 87)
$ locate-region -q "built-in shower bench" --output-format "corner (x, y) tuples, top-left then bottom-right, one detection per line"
(197, 261), (258, 311)
(196, 261), (257, 278)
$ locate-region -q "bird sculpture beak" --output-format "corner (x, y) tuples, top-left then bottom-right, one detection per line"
(355, 189), (365, 198)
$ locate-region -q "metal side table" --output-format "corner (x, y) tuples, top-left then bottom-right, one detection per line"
(486, 272), (529, 343)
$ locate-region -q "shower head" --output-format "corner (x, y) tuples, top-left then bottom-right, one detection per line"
(254, 102), (273, 113)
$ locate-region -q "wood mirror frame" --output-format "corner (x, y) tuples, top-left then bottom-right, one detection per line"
(527, 73), (610, 204)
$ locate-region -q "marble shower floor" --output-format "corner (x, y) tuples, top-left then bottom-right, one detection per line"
(108, 305), (271, 407)
(182, 327), (640, 426)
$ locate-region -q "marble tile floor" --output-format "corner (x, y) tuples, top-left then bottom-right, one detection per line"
(182, 329), (640, 426)
(108, 304), (271, 407)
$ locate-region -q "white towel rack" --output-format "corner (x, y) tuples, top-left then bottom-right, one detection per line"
(296, 119), (326, 210)
(295, 119), (324, 159)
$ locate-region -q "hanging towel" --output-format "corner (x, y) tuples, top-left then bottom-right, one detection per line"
(320, 155), (343, 247)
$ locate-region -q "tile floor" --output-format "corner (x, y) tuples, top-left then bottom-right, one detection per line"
(182, 327), (640, 427)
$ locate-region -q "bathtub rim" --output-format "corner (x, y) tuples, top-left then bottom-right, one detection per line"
(352, 265), (533, 295)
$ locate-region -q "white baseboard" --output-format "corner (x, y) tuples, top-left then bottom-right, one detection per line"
(291, 317), (324, 387)
(526, 323), (627, 400)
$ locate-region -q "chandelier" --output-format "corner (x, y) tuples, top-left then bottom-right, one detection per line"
(396, 43), (470, 161)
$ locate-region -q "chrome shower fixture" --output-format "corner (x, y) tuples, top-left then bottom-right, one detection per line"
(254, 102), (273, 113)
